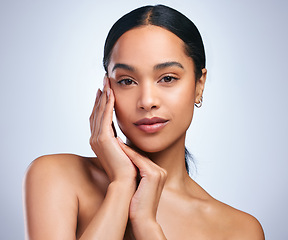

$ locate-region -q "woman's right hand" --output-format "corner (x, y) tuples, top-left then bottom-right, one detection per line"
(89, 76), (136, 182)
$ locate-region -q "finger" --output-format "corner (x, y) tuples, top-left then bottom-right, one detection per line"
(117, 139), (167, 184)
(117, 140), (166, 217)
(93, 88), (102, 113)
(104, 73), (111, 88)
(89, 88), (101, 132)
(99, 88), (116, 138)
(117, 139), (151, 168)
(90, 75), (108, 140)
(94, 77), (110, 136)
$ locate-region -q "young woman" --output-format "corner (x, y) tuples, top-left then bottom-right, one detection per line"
(23, 5), (265, 240)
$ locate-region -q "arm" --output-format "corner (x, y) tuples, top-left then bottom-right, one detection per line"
(23, 156), (78, 240)
(24, 77), (137, 239)
(23, 156), (136, 240)
(81, 77), (138, 239)
(236, 213), (265, 240)
(78, 77), (136, 239)
(79, 180), (135, 240)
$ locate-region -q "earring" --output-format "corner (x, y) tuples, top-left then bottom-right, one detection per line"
(195, 96), (203, 108)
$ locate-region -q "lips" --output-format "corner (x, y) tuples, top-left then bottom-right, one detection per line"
(134, 117), (169, 133)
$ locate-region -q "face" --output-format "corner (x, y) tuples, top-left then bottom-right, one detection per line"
(107, 25), (206, 153)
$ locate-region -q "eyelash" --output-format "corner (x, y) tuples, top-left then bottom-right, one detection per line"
(159, 75), (179, 83)
(117, 75), (179, 86)
(117, 78), (136, 86)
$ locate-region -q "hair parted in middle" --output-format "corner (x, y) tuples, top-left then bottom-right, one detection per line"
(102, 4), (206, 175)
(103, 4), (206, 81)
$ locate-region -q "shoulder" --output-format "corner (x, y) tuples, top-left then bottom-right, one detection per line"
(25, 154), (88, 184)
(185, 179), (264, 239)
(24, 154), (82, 198)
(209, 199), (265, 239)
(24, 153), (104, 177)
(24, 153), (106, 196)
(26, 153), (90, 170)
(23, 154), (107, 238)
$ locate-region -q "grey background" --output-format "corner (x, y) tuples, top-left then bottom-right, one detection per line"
(1, 0), (287, 239)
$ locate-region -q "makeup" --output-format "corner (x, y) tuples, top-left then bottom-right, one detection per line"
(134, 117), (169, 134)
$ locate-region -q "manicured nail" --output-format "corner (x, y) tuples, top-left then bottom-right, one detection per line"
(107, 88), (110, 98)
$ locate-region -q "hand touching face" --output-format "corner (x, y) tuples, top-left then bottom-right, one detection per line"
(108, 25), (206, 153)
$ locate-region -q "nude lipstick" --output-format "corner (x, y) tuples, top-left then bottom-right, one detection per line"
(134, 117), (168, 133)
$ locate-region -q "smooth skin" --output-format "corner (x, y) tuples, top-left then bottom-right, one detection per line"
(23, 26), (265, 239)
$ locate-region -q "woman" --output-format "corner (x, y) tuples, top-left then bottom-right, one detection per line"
(23, 5), (265, 240)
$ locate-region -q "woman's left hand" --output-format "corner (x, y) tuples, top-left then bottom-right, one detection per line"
(118, 139), (167, 240)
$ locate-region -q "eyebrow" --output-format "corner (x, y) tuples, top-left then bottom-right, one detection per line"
(112, 61), (184, 73)
(153, 61), (184, 70)
(112, 63), (135, 72)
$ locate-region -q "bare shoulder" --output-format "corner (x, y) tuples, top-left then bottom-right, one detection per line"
(26, 152), (105, 175)
(184, 180), (265, 239)
(210, 198), (265, 239)
(23, 154), (107, 239)
(26, 153), (92, 171)
(25, 154), (90, 186)
(24, 153), (107, 194)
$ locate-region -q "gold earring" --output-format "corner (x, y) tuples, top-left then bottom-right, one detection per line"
(195, 96), (203, 108)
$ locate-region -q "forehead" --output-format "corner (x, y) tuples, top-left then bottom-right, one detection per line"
(108, 25), (192, 72)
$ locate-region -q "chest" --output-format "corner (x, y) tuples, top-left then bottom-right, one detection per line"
(77, 196), (228, 240)
(157, 211), (228, 240)
(122, 212), (229, 240)
(74, 180), (229, 240)
(155, 197), (231, 240)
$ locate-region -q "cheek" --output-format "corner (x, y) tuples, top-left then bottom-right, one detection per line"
(170, 83), (196, 126)
(113, 91), (133, 128)
(171, 81), (195, 108)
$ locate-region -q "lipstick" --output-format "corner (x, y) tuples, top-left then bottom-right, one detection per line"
(134, 117), (168, 133)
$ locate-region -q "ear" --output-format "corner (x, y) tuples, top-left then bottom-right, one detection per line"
(195, 68), (207, 104)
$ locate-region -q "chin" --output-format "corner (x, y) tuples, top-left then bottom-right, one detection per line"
(124, 135), (173, 154)
(118, 123), (186, 154)
(135, 144), (165, 154)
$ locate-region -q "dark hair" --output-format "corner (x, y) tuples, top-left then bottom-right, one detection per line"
(103, 5), (206, 174)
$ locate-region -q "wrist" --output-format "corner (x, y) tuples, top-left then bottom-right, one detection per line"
(109, 179), (136, 194)
(131, 219), (166, 240)
(109, 163), (137, 183)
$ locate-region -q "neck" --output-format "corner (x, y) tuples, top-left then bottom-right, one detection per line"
(127, 135), (191, 191)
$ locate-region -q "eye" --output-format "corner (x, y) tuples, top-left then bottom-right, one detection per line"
(117, 78), (136, 86)
(159, 75), (179, 83)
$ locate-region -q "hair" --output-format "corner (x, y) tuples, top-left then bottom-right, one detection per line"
(103, 5), (206, 175)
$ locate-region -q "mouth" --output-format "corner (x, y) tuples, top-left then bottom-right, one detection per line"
(134, 117), (169, 133)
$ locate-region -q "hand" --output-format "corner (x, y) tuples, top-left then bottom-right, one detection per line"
(118, 140), (167, 239)
(89, 76), (136, 182)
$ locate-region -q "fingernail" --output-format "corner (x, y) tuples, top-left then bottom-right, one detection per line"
(107, 88), (110, 98)
(96, 88), (101, 98)
(103, 77), (107, 87)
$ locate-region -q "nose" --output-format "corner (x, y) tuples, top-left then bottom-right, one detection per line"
(137, 82), (160, 111)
